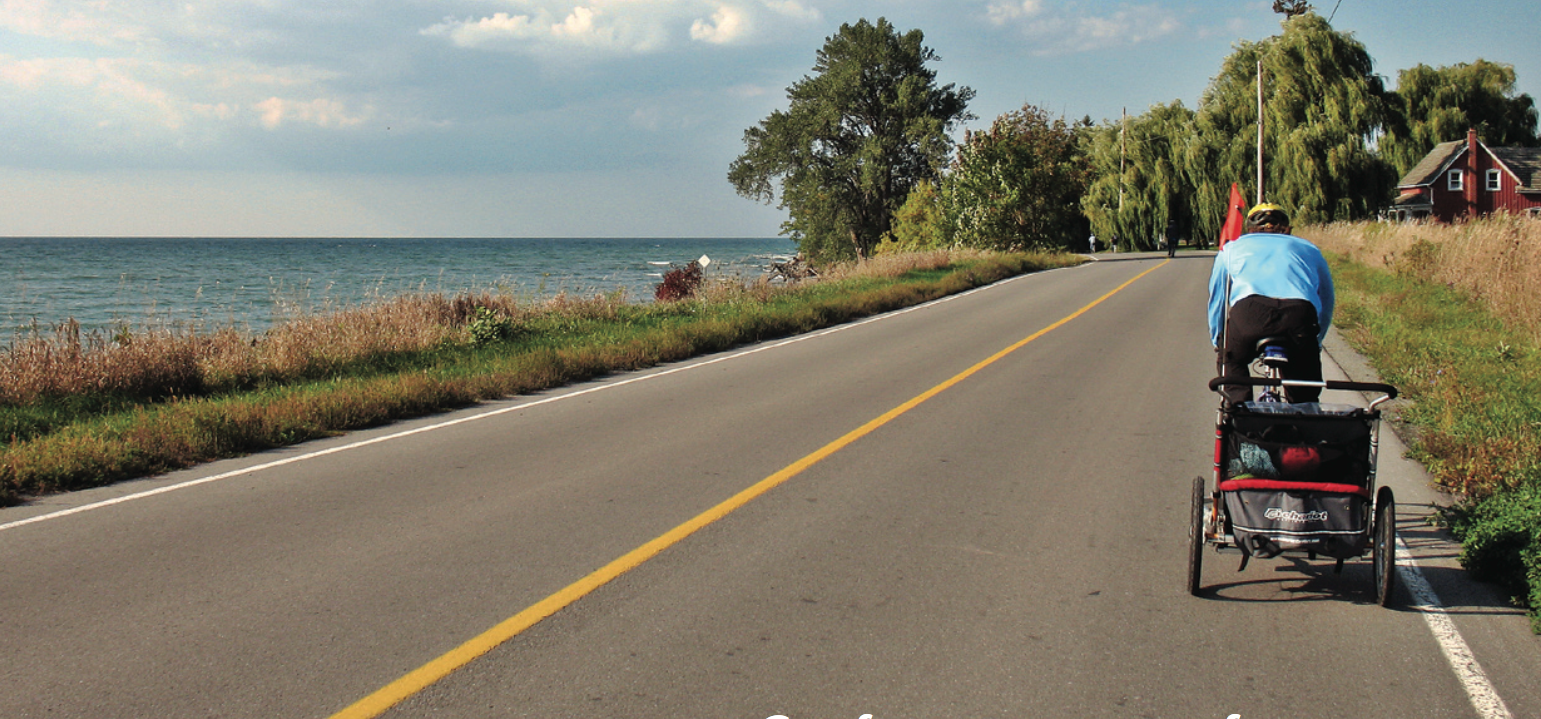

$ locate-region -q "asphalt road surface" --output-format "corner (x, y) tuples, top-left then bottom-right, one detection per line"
(3, 254), (1537, 719)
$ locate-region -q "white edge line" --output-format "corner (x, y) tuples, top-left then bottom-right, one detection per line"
(1, 269), (1054, 534)
(1397, 536), (1515, 719)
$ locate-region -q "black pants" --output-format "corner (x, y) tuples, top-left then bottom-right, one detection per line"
(1217, 296), (1323, 404)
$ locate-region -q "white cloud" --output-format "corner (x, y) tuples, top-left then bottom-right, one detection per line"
(690, 6), (751, 45)
(986, 1), (1180, 55)
(419, 0), (823, 57)
(422, 12), (543, 47)
(421, 4), (669, 56)
(762, 0), (821, 22)
(0, 50), (374, 147)
(986, 0), (1046, 24)
(254, 96), (370, 130)
(0, 1), (385, 145)
(0, 56), (189, 130)
(0, 0), (153, 47)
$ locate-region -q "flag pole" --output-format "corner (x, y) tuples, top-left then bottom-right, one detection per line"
(1256, 59), (1264, 205)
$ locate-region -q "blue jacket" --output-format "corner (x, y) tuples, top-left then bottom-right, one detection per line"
(1208, 232), (1334, 347)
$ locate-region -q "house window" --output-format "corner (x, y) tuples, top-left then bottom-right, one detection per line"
(1448, 169), (1464, 191)
(1487, 169), (1502, 191)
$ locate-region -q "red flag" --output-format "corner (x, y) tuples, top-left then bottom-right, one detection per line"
(1218, 183), (1246, 249)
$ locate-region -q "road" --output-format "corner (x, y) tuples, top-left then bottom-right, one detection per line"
(2, 254), (1537, 718)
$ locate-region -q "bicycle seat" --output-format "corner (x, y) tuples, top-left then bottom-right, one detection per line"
(1254, 337), (1289, 366)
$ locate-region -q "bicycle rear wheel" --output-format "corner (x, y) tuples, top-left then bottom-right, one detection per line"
(1188, 476), (1205, 596)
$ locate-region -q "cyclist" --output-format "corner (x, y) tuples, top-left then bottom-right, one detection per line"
(1208, 203), (1335, 404)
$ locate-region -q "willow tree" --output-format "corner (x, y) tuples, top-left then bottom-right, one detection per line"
(1082, 102), (1197, 251)
(728, 18), (974, 264)
(1188, 13), (1394, 234)
(1380, 60), (1540, 176)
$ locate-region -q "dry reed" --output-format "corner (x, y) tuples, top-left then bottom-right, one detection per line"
(1, 248), (1035, 409)
(1302, 214), (1541, 344)
(1, 291), (627, 407)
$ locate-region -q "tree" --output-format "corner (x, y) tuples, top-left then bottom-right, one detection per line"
(1081, 102), (1197, 251)
(728, 18), (974, 264)
(875, 180), (948, 255)
(1272, 0), (1312, 18)
(1187, 12), (1394, 236)
(1380, 60), (1540, 176)
(942, 105), (1091, 251)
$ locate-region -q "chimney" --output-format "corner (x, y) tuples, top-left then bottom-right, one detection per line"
(1466, 128), (1479, 216)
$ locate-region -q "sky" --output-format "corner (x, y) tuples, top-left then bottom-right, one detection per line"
(2, 0), (1537, 238)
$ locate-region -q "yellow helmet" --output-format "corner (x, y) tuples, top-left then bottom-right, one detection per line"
(1245, 203), (1290, 231)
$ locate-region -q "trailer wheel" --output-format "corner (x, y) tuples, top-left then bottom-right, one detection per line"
(1373, 487), (1397, 607)
(1188, 476), (1206, 596)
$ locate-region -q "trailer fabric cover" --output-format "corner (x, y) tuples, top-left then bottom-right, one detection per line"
(1221, 404), (1380, 558)
(1225, 489), (1370, 558)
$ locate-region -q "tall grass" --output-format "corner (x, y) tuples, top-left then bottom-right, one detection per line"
(0, 250), (1080, 505)
(1307, 214), (1541, 344)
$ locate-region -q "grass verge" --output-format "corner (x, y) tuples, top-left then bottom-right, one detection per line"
(1, 250), (1080, 506)
(1307, 218), (1541, 632)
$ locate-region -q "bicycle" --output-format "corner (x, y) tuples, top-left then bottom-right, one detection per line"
(1189, 338), (1401, 606)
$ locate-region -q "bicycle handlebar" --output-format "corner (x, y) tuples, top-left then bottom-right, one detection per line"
(1207, 376), (1398, 400)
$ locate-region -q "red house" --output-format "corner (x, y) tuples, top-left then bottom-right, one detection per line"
(1390, 129), (1541, 222)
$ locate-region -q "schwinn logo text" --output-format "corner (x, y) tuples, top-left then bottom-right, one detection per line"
(1264, 508), (1329, 523)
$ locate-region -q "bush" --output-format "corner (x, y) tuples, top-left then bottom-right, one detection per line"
(654, 261), (704, 302)
(1445, 484), (1541, 632)
(467, 307), (519, 346)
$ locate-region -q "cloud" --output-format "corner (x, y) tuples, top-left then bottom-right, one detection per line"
(985, 1), (1181, 55)
(690, 6), (751, 45)
(254, 97), (370, 130)
(986, 0), (1046, 24)
(420, 4), (668, 56)
(422, 12), (543, 47)
(0, 56), (189, 130)
(420, 0), (823, 57)
(0, 0), (153, 47)
(763, 0), (821, 22)
(0, 0), (821, 178)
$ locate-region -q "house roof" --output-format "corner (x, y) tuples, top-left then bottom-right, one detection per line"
(1397, 140), (1463, 188)
(1491, 147), (1541, 192)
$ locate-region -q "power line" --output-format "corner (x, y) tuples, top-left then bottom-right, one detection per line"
(1328, 0), (1345, 23)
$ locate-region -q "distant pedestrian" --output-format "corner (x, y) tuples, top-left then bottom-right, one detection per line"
(1088, 234), (1097, 253)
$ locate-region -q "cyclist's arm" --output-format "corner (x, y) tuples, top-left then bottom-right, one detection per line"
(1207, 252), (1230, 347)
(1315, 253), (1335, 343)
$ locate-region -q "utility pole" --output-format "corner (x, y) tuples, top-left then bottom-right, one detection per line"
(1119, 107), (1126, 213)
(1256, 60), (1265, 205)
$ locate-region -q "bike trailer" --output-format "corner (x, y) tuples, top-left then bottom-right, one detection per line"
(1219, 401), (1380, 559)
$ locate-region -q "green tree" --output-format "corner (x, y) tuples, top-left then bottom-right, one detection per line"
(1187, 13), (1394, 236)
(1380, 60), (1540, 176)
(942, 104), (1091, 251)
(1082, 102), (1197, 251)
(875, 180), (948, 255)
(728, 18), (974, 264)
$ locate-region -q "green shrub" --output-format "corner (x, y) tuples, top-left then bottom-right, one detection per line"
(1446, 483), (1541, 632)
(467, 307), (519, 346)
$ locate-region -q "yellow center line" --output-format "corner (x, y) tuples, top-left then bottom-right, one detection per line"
(328, 259), (1168, 719)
